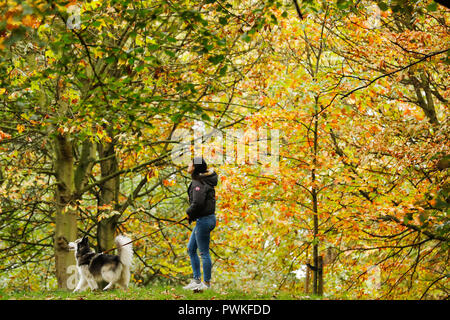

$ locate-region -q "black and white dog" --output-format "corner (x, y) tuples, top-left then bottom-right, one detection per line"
(68, 235), (133, 292)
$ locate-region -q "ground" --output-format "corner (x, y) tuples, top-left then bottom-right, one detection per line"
(0, 284), (317, 300)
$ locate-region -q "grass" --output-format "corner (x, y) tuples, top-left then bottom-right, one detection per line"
(0, 284), (318, 300)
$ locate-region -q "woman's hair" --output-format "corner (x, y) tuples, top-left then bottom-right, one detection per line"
(191, 157), (207, 180)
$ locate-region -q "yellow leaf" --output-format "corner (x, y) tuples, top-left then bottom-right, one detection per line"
(17, 124), (25, 133)
(136, 35), (144, 46)
(93, 47), (104, 59)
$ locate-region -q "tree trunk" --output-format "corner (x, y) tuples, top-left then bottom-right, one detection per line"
(409, 73), (439, 125)
(318, 255), (324, 296)
(54, 134), (77, 290)
(305, 259), (311, 294)
(97, 140), (120, 252)
(312, 190), (319, 295)
(311, 97), (323, 296)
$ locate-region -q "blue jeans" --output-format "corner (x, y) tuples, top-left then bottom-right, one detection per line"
(187, 214), (216, 282)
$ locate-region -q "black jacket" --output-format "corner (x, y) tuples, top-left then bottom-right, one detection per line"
(186, 169), (218, 222)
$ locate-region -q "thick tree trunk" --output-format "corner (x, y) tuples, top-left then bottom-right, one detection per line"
(54, 209), (77, 290)
(97, 140), (120, 252)
(54, 134), (77, 290)
(98, 215), (118, 252)
(318, 255), (324, 296)
(305, 258), (311, 294)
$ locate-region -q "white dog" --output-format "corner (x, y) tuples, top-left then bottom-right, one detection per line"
(68, 235), (133, 292)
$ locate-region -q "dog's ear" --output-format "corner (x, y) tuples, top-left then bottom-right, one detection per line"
(81, 236), (88, 244)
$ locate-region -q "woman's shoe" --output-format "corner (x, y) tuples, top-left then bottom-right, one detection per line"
(183, 279), (201, 290)
(193, 282), (210, 293)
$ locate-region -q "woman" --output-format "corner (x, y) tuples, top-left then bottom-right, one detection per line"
(183, 157), (218, 291)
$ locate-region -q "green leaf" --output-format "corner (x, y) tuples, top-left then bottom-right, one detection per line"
(336, 0), (352, 10)
(219, 65), (228, 76)
(403, 212), (413, 224)
(171, 113), (183, 123)
(135, 64), (144, 72)
(201, 113), (211, 121)
(105, 56), (116, 64)
(241, 33), (251, 43)
(164, 50), (176, 57)
(3, 26), (27, 47)
(147, 43), (160, 51)
(270, 13), (278, 25)
(216, 39), (226, 47)
(419, 212), (428, 224)
(208, 54), (225, 65)
(377, 1), (388, 11)
(391, 4), (401, 12)
(219, 17), (228, 25)
(426, 2), (438, 12)
(311, 237), (319, 246)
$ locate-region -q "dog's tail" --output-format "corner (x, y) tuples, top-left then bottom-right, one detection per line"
(115, 235), (133, 268)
